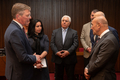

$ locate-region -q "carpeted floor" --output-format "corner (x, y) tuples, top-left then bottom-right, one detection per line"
(49, 72), (120, 80)
(116, 72), (120, 80)
(49, 73), (55, 80)
(1, 73), (120, 80)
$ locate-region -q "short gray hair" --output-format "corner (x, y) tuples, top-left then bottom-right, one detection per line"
(61, 15), (71, 22)
(11, 3), (31, 19)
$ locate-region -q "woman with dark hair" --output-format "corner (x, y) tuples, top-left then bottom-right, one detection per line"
(28, 19), (50, 80)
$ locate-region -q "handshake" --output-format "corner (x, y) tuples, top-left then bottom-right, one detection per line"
(33, 53), (43, 69)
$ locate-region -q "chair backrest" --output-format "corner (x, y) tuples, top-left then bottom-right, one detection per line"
(79, 48), (84, 52)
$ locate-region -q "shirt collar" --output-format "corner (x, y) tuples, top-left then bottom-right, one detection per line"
(13, 19), (23, 29)
(99, 29), (110, 38)
(61, 27), (68, 31)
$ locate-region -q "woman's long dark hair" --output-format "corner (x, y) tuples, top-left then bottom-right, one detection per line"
(28, 19), (44, 38)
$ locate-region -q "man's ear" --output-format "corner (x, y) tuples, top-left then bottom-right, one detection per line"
(97, 23), (101, 28)
(16, 14), (20, 19)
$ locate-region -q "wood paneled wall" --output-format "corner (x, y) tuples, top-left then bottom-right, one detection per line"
(0, 0), (120, 72)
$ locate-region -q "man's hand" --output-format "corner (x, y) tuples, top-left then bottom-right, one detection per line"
(36, 63), (43, 69)
(56, 51), (62, 57)
(84, 68), (90, 80)
(87, 47), (91, 53)
(33, 63), (43, 69)
(60, 50), (70, 58)
(34, 53), (41, 63)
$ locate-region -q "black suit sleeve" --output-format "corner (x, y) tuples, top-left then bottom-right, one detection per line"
(10, 30), (36, 64)
(50, 30), (59, 54)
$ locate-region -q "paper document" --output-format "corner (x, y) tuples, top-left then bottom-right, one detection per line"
(41, 58), (47, 68)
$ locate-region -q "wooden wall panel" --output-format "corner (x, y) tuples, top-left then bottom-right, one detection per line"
(0, 1), (2, 48)
(0, 0), (120, 72)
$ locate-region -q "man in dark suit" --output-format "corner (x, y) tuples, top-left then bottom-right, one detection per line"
(4, 3), (41, 80)
(84, 16), (119, 80)
(90, 11), (119, 46)
(51, 15), (78, 80)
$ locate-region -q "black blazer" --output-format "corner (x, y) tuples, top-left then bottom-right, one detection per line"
(4, 21), (36, 80)
(50, 27), (78, 64)
(87, 31), (119, 80)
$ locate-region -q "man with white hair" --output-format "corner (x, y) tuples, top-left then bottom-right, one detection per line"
(51, 15), (78, 80)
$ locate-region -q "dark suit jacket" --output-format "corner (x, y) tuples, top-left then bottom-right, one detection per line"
(108, 26), (119, 43)
(87, 31), (119, 80)
(4, 21), (36, 80)
(90, 26), (119, 46)
(50, 27), (78, 64)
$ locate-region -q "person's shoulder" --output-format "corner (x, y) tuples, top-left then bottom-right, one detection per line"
(83, 22), (91, 27)
(42, 34), (49, 41)
(69, 28), (77, 33)
(108, 26), (117, 31)
(43, 34), (48, 38)
(53, 28), (61, 32)
(7, 24), (21, 35)
(8, 21), (22, 32)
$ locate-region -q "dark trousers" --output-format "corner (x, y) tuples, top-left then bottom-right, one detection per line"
(84, 57), (90, 67)
(31, 68), (50, 80)
(83, 57), (90, 80)
(55, 62), (76, 80)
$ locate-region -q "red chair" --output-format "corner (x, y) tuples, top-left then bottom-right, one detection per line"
(79, 48), (84, 52)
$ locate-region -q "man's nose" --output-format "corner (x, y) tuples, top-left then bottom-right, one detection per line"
(63, 21), (66, 24)
(29, 15), (31, 19)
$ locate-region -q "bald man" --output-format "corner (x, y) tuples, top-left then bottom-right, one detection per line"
(84, 16), (119, 80)
(90, 11), (119, 46)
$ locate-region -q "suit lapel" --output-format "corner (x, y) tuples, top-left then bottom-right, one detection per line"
(59, 28), (63, 45)
(11, 21), (24, 33)
(11, 20), (28, 41)
(90, 31), (111, 57)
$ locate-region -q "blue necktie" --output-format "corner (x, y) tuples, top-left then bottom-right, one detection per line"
(90, 29), (95, 47)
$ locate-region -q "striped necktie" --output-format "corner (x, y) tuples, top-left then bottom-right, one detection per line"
(96, 37), (100, 43)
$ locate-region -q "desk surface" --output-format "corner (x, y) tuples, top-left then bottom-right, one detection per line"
(76, 52), (83, 56)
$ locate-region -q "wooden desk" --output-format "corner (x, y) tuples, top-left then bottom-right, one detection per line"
(76, 52), (83, 56)
(0, 56), (6, 76)
(75, 52), (84, 75)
